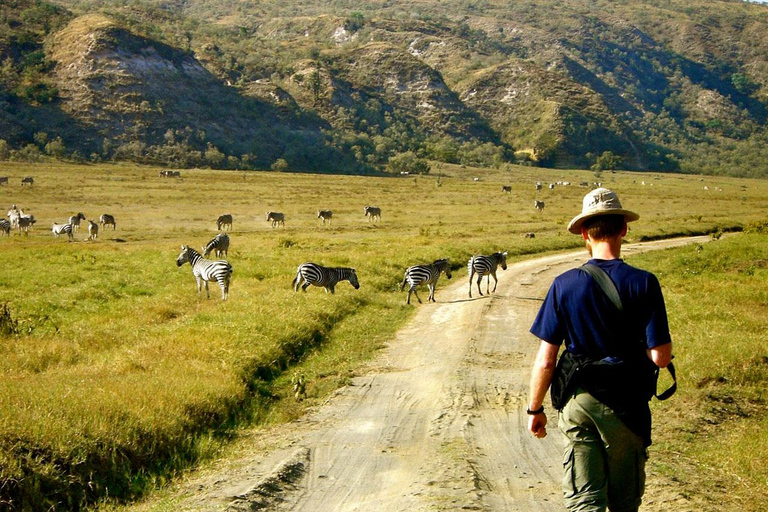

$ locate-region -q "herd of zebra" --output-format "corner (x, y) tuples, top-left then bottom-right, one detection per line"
(213, 206), (382, 231)
(2, 205), (116, 240)
(177, 227), (508, 304)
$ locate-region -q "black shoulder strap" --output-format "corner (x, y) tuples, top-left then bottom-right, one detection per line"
(580, 263), (623, 312)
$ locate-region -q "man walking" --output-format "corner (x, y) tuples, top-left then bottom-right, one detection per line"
(527, 188), (673, 512)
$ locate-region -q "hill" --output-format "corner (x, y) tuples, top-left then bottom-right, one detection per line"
(2, 0), (768, 176)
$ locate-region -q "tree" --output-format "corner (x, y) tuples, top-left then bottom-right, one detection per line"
(0, 140), (9, 160)
(388, 152), (430, 175)
(271, 158), (289, 172)
(591, 151), (621, 173)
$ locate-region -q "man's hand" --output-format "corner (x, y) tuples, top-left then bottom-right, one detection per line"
(528, 412), (548, 438)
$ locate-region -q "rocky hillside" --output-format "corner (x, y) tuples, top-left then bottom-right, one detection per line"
(3, 0), (768, 176)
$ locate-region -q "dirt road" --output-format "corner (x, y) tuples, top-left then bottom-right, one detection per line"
(167, 237), (708, 512)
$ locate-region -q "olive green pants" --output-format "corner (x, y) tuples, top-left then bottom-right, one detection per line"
(558, 387), (648, 512)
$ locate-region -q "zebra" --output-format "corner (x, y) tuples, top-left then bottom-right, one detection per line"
(534, 200), (545, 213)
(217, 214), (233, 231)
(202, 233), (230, 258)
(21, 176), (34, 187)
(176, 245), (233, 300)
(292, 263), (360, 294)
(317, 210), (333, 226)
(400, 258), (452, 305)
(0, 219), (10, 235)
(0, 177), (8, 186)
(87, 220), (99, 241)
(100, 213), (116, 230)
(266, 211), (285, 227)
(535, 182), (542, 191)
(16, 214), (35, 234)
(468, 251), (508, 298)
(52, 223), (74, 241)
(501, 185), (512, 193)
(364, 206), (381, 222)
(69, 212), (86, 233)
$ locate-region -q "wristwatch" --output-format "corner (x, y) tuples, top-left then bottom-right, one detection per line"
(526, 405), (545, 415)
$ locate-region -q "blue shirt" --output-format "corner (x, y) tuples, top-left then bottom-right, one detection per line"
(530, 258), (671, 361)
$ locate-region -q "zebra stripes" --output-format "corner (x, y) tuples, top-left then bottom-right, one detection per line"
(176, 245), (233, 300)
(202, 233), (230, 258)
(292, 263), (360, 294)
(400, 258), (452, 304)
(69, 212), (86, 232)
(52, 223), (74, 241)
(0, 219), (10, 235)
(468, 251), (508, 298)
(87, 220), (99, 241)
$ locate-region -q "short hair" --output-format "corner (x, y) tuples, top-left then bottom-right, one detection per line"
(583, 214), (626, 240)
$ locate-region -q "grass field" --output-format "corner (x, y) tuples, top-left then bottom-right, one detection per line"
(0, 161), (767, 510)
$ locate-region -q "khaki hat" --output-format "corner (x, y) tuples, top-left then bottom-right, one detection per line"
(567, 187), (639, 234)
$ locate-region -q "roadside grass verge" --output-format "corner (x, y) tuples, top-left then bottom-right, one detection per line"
(1, 162), (767, 509)
(629, 230), (768, 512)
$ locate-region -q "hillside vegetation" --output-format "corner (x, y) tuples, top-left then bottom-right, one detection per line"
(3, 0), (768, 175)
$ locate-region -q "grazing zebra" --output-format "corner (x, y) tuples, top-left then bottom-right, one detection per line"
(468, 251), (508, 298)
(535, 182), (542, 191)
(292, 263), (360, 294)
(21, 176), (34, 187)
(87, 220), (99, 241)
(534, 200), (545, 213)
(100, 213), (116, 230)
(0, 219), (10, 235)
(159, 170), (181, 177)
(364, 206), (381, 222)
(176, 245), (233, 300)
(202, 233), (230, 258)
(52, 223), (74, 241)
(266, 211), (285, 228)
(16, 214), (35, 234)
(400, 258), (452, 305)
(0, 177), (8, 186)
(68, 212), (86, 232)
(317, 210), (333, 226)
(501, 185), (512, 193)
(217, 214), (233, 231)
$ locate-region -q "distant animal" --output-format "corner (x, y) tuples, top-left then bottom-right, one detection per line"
(266, 211), (285, 228)
(52, 223), (74, 241)
(400, 258), (453, 305)
(87, 220), (99, 241)
(21, 176), (34, 187)
(534, 200), (545, 213)
(0, 219), (10, 235)
(293, 373), (307, 401)
(0, 177), (8, 186)
(176, 245), (233, 300)
(16, 214), (35, 234)
(535, 182), (542, 191)
(364, 206), (381, 223)
(68, 212), (86, 233)
(159, 170), (181, 177)
(202, 233), (230, 258)
(217, 214), (233, 231)
(317, 210), (333, 226)
(524, 232), (536, 238)
(468, 251), (508, 298)
(99, 213), (116, 230)
(549, 183), (555, 190)
(501, 185), (512, 193)
(292, 263), (360, 294)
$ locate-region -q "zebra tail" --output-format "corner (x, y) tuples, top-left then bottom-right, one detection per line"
(400, 274), (408, 292)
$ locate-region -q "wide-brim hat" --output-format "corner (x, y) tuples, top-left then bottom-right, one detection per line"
(567, 187), (639, 234)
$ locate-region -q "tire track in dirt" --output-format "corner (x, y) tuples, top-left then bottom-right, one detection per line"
(171, 236), (709, 512)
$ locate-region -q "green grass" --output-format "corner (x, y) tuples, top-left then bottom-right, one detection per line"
(1, 161), (767, 509)
(628, 232), (768, 511)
